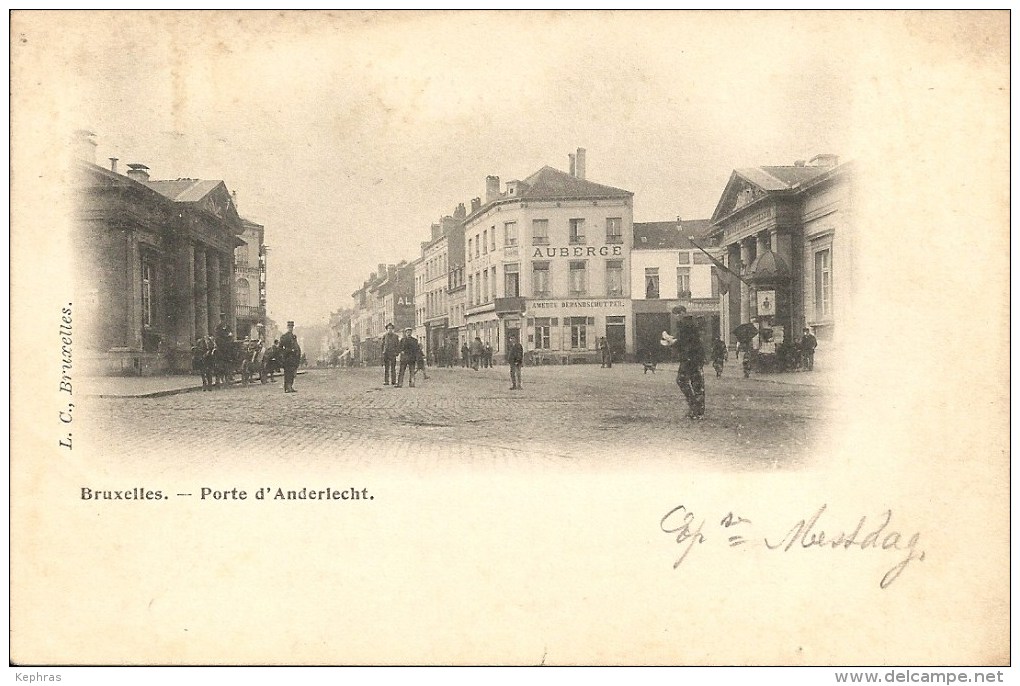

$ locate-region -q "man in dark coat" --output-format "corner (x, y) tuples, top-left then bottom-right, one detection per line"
(279, 321), (301, 393)
(664, 306), (706, 419)
(395, 327), (420, 388)
(470, 336), (483, 371)
(711, 335), (728, 378)
(800, 327), (818, 371)
(381, 323), (400, 385)
(507, 334), (524, 390)
(461, 342), (470, 368)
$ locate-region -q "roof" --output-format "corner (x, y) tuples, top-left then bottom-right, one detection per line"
(632, 219), (714, 250)
(144, 179), (224, 202)
(737, 165), (831, 190)
(518, 166), (632, 201)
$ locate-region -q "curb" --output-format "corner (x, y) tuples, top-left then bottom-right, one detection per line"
(87, 370), (308, 399)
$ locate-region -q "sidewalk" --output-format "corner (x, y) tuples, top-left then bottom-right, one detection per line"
(83, 371), (306, 398)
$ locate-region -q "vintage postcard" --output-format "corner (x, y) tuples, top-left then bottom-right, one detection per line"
(9, 10), (1010, 668)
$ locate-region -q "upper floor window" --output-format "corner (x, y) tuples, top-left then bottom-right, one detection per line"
(677, 267), (691, 299)
(645, 267), (660, 299)
(482, 230), (488, 255)
(606, 260), (623, 297)
(606, 217), (623, 244)
(814, 248), (832, 318)
(504, 221), (518, 247)
(532, 219), (549, 245)
(533, 261), (550, 297)
(569, 218), (586, 244)
(569, 260), (587, 296)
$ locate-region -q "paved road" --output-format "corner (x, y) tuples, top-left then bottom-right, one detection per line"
(78, 363), (834, 470)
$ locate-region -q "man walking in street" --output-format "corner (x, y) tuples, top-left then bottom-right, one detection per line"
(395, 327), (420, 388)
(381, 322), (400, 385)
(461, 341), (470, 368)
(470, 336), (483, 371)
(507, 334), (524, 390)
(711, 335), (728, 378)
(279, 320), (302, 393)
(663, 306), (706, 419)
(800, 327), (818, 371)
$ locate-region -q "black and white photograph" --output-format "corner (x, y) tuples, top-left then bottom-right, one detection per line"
(9, 10), (1010, 676)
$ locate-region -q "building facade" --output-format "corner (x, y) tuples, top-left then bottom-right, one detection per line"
(462, 149), (634, 364)
(234, 218), (267, 341)
(631, 219), (721, 362)
(708, 154), (854, 349)
(350, 262), (415, 366)
(74, 150), (246, 375)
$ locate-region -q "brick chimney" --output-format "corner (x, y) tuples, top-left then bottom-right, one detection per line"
(575, 148), (586, 180)
(569, 153), (576, 176)
(126, 163), (150, 183)
(441, 215), (456, 234)
(378, 263), (386, 279)
(454, 203), (466, 220)
(485, 175), (500, 203)
(808, 154), (839, 168)
(109, 158), (118, 173)
(470, 197), (481, 213)
(431, 223), (441, 241)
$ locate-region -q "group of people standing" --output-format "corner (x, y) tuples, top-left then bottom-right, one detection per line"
(460, 337), (493, 370)
(191, 315), (302, 393)
(380, 323), (427, 388)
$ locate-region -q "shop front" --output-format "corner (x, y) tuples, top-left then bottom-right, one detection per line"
(521, 297), (631, 364)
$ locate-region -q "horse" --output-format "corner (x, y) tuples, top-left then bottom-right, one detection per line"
(191, 337), (215, 391)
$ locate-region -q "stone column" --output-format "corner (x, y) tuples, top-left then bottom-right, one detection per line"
(180, 243), (197, 345)
(739, 239), (752, 325)
(194, 247), (208, 337)
(207, 251), (221, 334)
(128, 232), (143, 350)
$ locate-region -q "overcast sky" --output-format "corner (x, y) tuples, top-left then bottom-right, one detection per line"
(47, 10), (1001, 328)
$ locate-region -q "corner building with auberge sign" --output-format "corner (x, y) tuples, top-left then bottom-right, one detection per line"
(462, 149), (634, 364)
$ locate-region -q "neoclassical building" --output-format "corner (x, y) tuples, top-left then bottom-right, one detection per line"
(74, 150), (246, 375)
(234, 218), (267, 341)
(708, 154), (854, 349)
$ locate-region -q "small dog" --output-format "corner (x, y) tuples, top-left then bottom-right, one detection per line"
(642, 360), (657, 374)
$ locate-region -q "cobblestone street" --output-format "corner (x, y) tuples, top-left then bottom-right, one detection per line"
(80, 361), (835, 471)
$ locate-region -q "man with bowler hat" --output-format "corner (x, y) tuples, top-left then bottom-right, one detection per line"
(395, 327), (420, 388)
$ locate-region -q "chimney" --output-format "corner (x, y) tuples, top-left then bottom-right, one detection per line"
(73, 130), (97, 164)
(471, 197), (481, 213)
(575, 148), (586, 180)
(569, 153), (576, 177)
(109, 157), (118, 174)
(454, 203), (466, 220)
(441, 215), (456, 234)
(485, 175), (500, 203)
(431, 223), (441, 241)
(126, 163), (150, 183)
(378, 263), (386, 279)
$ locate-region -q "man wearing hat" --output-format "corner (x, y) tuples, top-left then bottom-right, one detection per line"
(395, 327), (420, 388)
(279, 320), (302, 393)
(799, 327), (817, 371)
(663, 305), (706, 419)
(380, 322), (400, 385)
(213, 312), (233, 350)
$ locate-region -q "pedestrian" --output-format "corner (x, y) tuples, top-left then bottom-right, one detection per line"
(599, 336), (612, 368)
(416, 337), (429, 381)
(800, 327), (818, 371)
(663, 306), (706, 419)
(470, 336), (483, 371)
(279, 321), (302, 393)
(461, 342), (470, 368)
(711, 335), (728, 378)
(483, 341), (493, 368)
(381, 322), (400, 385)
(214, 312), (232, 349)
(507, 333), (524, 390)
(395, 327), (420, 387)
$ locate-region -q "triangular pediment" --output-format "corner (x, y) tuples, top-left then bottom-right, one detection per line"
(709, 172), (770, 224)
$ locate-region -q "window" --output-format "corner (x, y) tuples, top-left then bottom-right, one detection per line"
(533, 261), (550, 296)
(482, 230), (488, 254)
(569, 261), (587, 295)
(568, 316), (590, 349)
(475, 235), (480, 259)
(236, 278), (250, 307)
(645, 267), (660, 299)
(468, 238), (473, 261)
(606, 260), (623, 297)
(532, 219), (549, 245)
(475, 271), (481, 304)
(693, 253), (713, 265)
(141, 259), (154, 327)
(505, 264), (520, 297)
(569, 218), (586, 244)
(711, 267), (720, 298)
(483, 269), (489, 302)
(468, 274), (474, 305)
(677, 267), (691, 299)
(606, 217), (623, 244)
(534, 317), (551, 349)
(678, 252), (690, 265)
(490, 228), (496, 252)
(504, 221), (518, 247)
(815, 248), (832, 318)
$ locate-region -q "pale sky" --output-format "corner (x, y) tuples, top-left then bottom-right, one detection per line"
(36, 10), (1003, 327)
